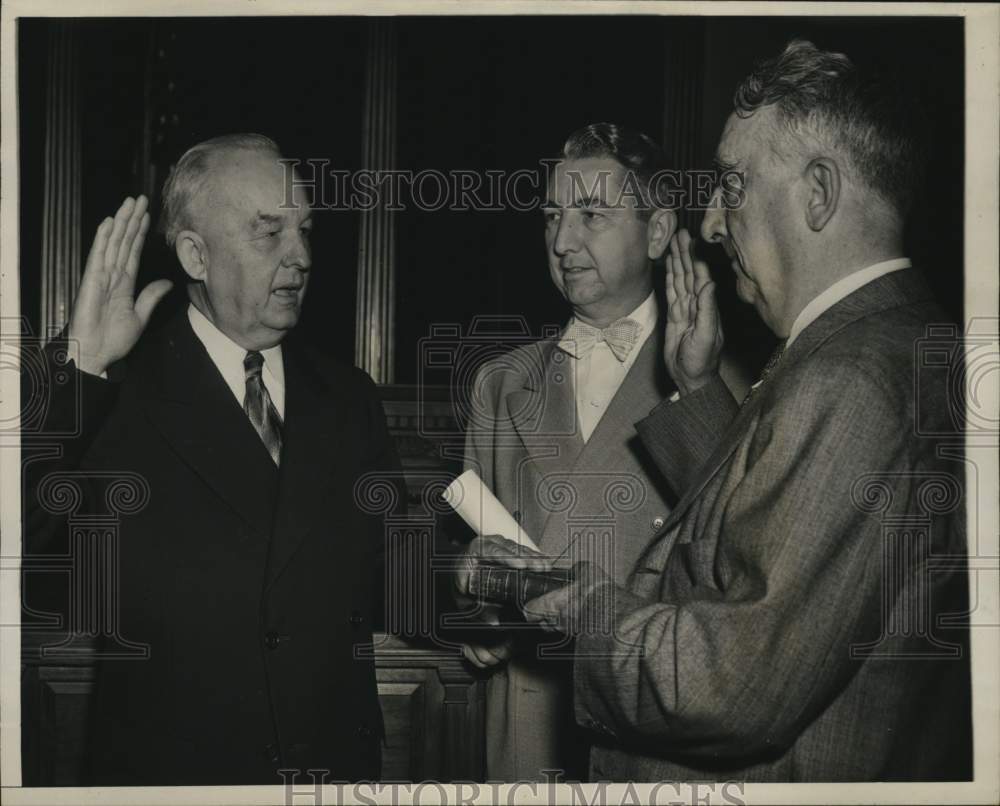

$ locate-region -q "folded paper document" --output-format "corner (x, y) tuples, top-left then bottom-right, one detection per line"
(442, 470), (542, 553)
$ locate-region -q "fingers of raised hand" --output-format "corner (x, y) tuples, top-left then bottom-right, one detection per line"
(668, 231), (683, 273)
(119, 197), (150, 276)
(664, 254), (677, 308)
(105, 197), (137, 273)
(691, 257), (711, 296)
(84, 217), (114, 279)
(676, 229), (695, 295)
(668, 239), (688, 308)
(694, 281), (722, 345)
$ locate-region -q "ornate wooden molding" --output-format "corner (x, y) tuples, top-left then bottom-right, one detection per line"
(662, 19), (706, 233)
(355, 19), (399, 383)
(39, 21), (82, 341)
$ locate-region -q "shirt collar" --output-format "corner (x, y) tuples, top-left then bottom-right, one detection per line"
(787, 258), (912, 347)
(558, 291), (658, 360)
(187, 303), (284, 394)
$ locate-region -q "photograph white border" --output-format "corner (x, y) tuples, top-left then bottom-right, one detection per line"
(1, 2), (996, 804)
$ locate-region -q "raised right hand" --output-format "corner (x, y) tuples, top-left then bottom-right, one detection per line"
(67, 196), (173, 376)
(663, 229), (724, 395)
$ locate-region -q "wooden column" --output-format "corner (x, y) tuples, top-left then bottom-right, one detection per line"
(662, 19), (706, 233)
(39, 22), (82, 341)
(355, 19), (399, 383)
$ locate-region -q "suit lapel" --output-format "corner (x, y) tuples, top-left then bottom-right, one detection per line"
(505, 339), (584, 472)
(574, 318), (674, 472)
(263, 343), (344, 591)
(652, 268), (937, 537)
(501, 340), (584, 547)
(138, 311), (279, 538)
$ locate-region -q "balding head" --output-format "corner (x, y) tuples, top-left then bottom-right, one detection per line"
(160, 133), (281, 246)
(164, 134), (313, 352)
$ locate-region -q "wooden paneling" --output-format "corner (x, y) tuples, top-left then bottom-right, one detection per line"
(374, 635), (486, 781)
(20, 646), (96, 786)
(21, 632), (484, 785)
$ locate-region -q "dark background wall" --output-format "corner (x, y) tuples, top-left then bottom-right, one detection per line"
(19, 15), (964, 383)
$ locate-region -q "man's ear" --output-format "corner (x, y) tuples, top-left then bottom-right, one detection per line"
(647, 208), (677, 260)
(175, 231), (209, 282)
(804, 157), (841, 231)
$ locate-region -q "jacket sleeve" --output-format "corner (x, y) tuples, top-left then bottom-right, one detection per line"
(635, 373), (738, 499)
(572, 354), (943, 760)
(22, 337), (121, 555)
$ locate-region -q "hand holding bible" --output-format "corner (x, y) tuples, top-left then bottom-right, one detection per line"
(453, 534), (554, 617)
(521, 561), (615, 635)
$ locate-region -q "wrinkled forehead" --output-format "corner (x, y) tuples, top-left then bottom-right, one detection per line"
(546, 156), (631, 208)
(716, 108), (778, 168)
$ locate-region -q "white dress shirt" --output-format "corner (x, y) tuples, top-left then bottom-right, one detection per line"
(187, 304), (286, 419)
(558, 292), (658, 443)
(787, 257), (912, 347)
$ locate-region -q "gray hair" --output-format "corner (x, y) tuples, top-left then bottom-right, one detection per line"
(734, 39), (924, 216)
(160, 133), (281, 246)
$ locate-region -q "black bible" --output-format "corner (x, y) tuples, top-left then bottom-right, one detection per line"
(468, 561), (573, 608)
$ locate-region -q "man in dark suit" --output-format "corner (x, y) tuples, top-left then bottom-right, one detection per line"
(457, 41), (971, 781)
(24, 134), (401, 784)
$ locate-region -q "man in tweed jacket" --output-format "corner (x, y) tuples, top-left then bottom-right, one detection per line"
(459, 41), (972, 781)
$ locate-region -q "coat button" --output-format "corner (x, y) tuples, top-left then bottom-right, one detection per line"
(349, 611), (364, 626)
(651, 516), (665, 530)
(263, 742), (279, 762)
(358, 724), (374, 740)
(263, 632), (285, 650)
(513, 510), (522, 524)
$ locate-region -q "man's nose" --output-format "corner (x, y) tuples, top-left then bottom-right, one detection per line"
(701, 188), (727, 244)
(552, 213), (581, 256)
(283, 232), (312, 271)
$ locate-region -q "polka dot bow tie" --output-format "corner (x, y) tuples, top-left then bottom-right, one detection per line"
(558, 317), (642, 363)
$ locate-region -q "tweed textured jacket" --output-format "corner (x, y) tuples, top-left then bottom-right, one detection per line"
(571, 270), (972, 781)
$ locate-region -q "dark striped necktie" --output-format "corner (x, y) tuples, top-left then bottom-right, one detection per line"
(243, 350), (283, 465)
(741, 340), (787, 407)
